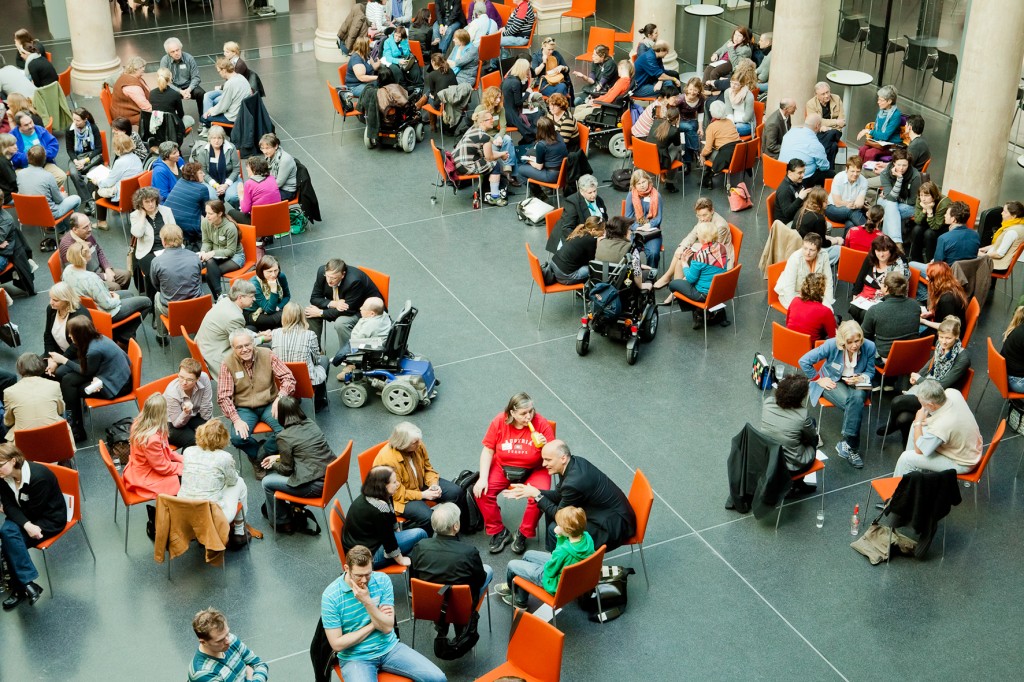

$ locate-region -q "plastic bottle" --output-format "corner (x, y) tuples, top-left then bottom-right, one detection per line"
(527, 422), (545, 449)
(850, 504), (860, 536)
(472, 190), (480, 209)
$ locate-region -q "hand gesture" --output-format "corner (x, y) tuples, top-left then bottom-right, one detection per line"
(233, 419), (250, 440)
(817, 377), (837, 390)
(396, 555), (411, 567)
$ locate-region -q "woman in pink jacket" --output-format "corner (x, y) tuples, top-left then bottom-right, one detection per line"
(124, 393), (184, 539)
(228, 155), (281, 225)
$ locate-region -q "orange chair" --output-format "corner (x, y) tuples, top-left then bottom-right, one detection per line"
(134, 374), (176, 407)
(99, 439), (150, 553)
(160, 294), (214, 349)
(759, 261), (788, 339)
(285, 361), (317, 405)
(765, 191), (778, 228)
(989, 240), (1024, 306)
(774, 459), (825, 531)
(699, 139), (756, 197)
(622, 469), (653, 587)
(328, 499), (411, 612)
(632, 138), (682, 189)
(357, 440), (389, 483)
(475, 608), (564, 682)
(957, 419), (1004, 511)
(273, 440), (353, 547)
(975, 338), (1024, 418)
(94, 172), (145, 242)
(837, 246), (869, 297)
(333, 665), (410, 682)
(729, 223), (744, 262)
(430, 140), (481, 214)
(545, 207), (564, 240)
(32, 463), (96, 595)
(409, 40), (425, 67)
(617, 109), (634, 167)
(222, 223), (258, 284)
(526, 242), (583, 329)
(561, 0), (597, 33)
(99, 83), (114, 125)
(58, 66), (76, 109)
(574, 26), (614, 63)
(823, 178), (845, 231)
(513, 545), (607, 628)
(614, 21), (635, 48)
(476, 32), (502, 94)
(526, 157), (568, 208)
(875, 336), (934, 395)
(577, 121), (590, 155)
(410, 578), (492, 648)
(908, 266), (921, 300)
(14, 421), (78, 478)
(48, 250), (62, 283)
(327, 80), (361, 140)
(84, 338), (142, 431)
(252, 200), (294, 255)
(758, 155), (787, 227)
(13, 192), (75, 245)
(947, 189), (980, 227)
(79, 297), (149, 352)
(360, 267), (391, 308)
(421, 98), (446, 149)
(770, 322), (813, 376)
(182, 328), (213, 378)
(480, 69), (502, 94)
(333, 66), (364, 139)
(960, 297), (980, 347)
(673, 265), (742, 351)
(499, 3), (537, 70)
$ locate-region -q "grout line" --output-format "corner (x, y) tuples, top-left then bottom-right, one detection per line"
(262, 648), (309, 665)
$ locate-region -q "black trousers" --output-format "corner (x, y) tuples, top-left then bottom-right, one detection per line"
(60, 373), (133, 430)
(399, 478), (464, 534)
(168, 415), (205, 448)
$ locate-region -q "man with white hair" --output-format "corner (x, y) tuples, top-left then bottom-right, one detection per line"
(779, 114), (834, 187)
(545, 173), (607, 253)
(762, 97), (796, 160)
(807, 81), (846, 132)
(893, 380), (982, 477)
(410, 502), (493, 605)
(159, 37), (205, 109)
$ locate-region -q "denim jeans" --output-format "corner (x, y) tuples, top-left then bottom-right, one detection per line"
(632, 83), (659, 98)
(678, 118), (700, 160)
(516, 164), (558, 185)
(0, 519), (41, 588)
(372, 528), (428, 569)
(202, 90), (223, 114)
(734, 121), (752, 137)
(399, 478), (463, 533)
(433, 21), (463, 54)
(201, 113), (233, 128)
(821, 381), (867, 450)
(231, 403), (283, 461)
(1010, 376), (1024, 393)
(338, 642), (446, 682)
(493, 136), (517, 172)
(894, 449), (972, 478)
(880, 198), (915, 244)
(262, 473), (324, 525)
(637, 232), (662, 269)
(506, 549), (550, 606)
(54, 194), (82, 224)
(500, 35), (529, 59)
(825, 204), (866, 230)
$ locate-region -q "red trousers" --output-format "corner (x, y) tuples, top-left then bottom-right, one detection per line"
(476, 465), (551, 537)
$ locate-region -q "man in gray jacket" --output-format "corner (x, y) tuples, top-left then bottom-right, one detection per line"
(150, 225), (203, 345)
(160, 37), (205, 109)
(200, 58), (252, 134)
(760, 375), (818, 494)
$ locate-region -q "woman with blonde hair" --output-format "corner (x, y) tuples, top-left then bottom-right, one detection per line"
(178, 418), (250, 550)
(667, 222), (729, 327)
(798, 320), (877, 469)
(502, 58), (539, 144)
(475, 85), (517, 181)
(1003, 300), (1024, 393)
(222, 41), (250, 80)
(43, 282), (91, 378)
(123, 394), (183, 500)
(148, 67), (193, 127)
(271, 302), (329, 412)
(111, 56), (152, 127)
(62, 241), (151, 342)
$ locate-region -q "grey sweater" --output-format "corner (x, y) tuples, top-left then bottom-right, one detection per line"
(208, 73), (251, 122)
(862, 295), (922, 358)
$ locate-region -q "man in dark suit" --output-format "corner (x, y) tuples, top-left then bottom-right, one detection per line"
(775, 158), (810, 224)
(762, 98), (796, 160)
(544, 174), (608, 253)
(507, 440), (636, 551)
(304, 258), (383, 353)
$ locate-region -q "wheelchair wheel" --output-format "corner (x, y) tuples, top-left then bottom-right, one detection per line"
(609, 133), (627, 159)
(401, 126), (417, 153)
(576, 327), (590, 356)
(341, 383), (369, 408)
(382, 381), (418, 415)
(626, 337), (639, 365)
(638, 305), (659, 342)
(415, 121), (426, 142)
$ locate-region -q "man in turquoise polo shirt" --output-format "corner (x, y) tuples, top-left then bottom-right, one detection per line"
(321, 545), (447, 682)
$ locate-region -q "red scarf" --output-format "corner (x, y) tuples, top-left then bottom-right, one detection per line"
(631, 185), (659, 222)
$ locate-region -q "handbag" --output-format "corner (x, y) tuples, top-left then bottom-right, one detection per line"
(501, 465), (532, 484)
(727, 181), (753, 212)
(751, 353), (776, 390)
(126, 236), (137, 272)
(1009, 400), (1024, 435)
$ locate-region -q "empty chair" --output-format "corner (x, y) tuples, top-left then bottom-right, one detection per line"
(899, 36), (937, 90)
(474, 610), (565, 682)
(931, 50), (958, 110)
(864, 25), (905, 77)
(834, 14), (868, 63)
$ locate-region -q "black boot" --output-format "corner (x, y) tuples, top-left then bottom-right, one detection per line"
(146, 504), (157, 541)
(314, 382), (329, 413)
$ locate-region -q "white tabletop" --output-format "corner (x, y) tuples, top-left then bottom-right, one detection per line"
(683, 3), (725, 16)
(1017, 154), (1024, 169)
(827, 70), (874, 87)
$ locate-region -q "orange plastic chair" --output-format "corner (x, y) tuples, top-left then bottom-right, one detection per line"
(430, 140), (481, 214)
(875, 336), (934, 393)
(480, 70), (502, 94)
(284, 361), (317, 403)
(48, 250), (62, 283)
(0, 290), (14, 342)
(618, 109), (634, 168)
(13, 193), (75, 243)
(699, 139), (754, 195)
(673, 265), (742, 351)
(273, 440), (353, 546)
(775, 459), (825, 531)
(545, 207), (564, 240)
(500, 4), (537, 70)
(252, 199), (293, 251)
(333, 664), (410, 682)
(759, 261), (788, 339)
(475, 608), (565, 682)
(947, 189), (980, 227)
(222, 223), (258, 284)
(333, 66), (364, 138)
(84, 338), (142, 430)
(526, 242), (583, 329)
(526, 157), (568, 208)
(410, 578), (491, 648)
(975, 337), (1024, 417)
(58, 66), (76, 108)
(79, 297), (149, 351)
(574, 26), (614, 63)
(823, 178), (845, 231)
(960, 297), (980, 347)
(357, 440), (389, 483)
(160, 294), (214, 345)
(765, 191), (777, 228)
(771, 322), (813, 375)
(614, 21), (635, 47)
(476, 32), (502, 93)
(14, 421), (78, 474)
(94, 172), (144, 242)
(327, 80), (360, 139)
(99, 83), (114, 125)
(728, 223), (744, 262)
(513, 545), (607, 628)
(837, 246), (869, 296)
(99, 439), (150, 553)
(632, 138), (681, 189)
(328, 499), (411, 613)
(134, 374), (176, 408)
(360, 267), (391, 308)
(182, 328), (213, 378)
(409, 40), (425, 67)
(492, 1), (510, 25)
(989, 240), (1024, 306)
(577, 121), (590, 155)
(561, 0), (597, 33)
(622, 469), (653, 587)
(32, 463), (96, 595)
(958, 418), (1004, 511)
(908, 267), (921, 299)
(758, 155), (787, 224)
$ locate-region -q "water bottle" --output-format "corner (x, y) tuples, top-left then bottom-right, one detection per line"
(472, 190), (480, 210)
(850, 504), (860, 536)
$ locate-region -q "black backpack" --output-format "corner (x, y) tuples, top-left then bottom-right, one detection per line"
(588, 282), (622, 321)
(610, 168), (632, 192)
(433, 585), (480, 660)
(576, 565), (635, 623)
(105, 417), (135, 467)
(453, 470), (484, 534)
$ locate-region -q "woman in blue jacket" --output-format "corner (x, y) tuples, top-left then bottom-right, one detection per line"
(855, 84), (902, 164)
(798, 320), (877, 470)
(667, 223), (727, 326)
(151, 141), (185, 201)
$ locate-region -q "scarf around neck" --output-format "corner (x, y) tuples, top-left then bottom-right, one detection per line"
(73, 124), (95, 155)
(631, 185), (658, 221)
(991, 216), (1024, 249)
(694, 241), (727, 269)
(927, 340), (962, 381)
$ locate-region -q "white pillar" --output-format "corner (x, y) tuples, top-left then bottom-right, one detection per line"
(315, 0), (353, 64)
(944, 1), (1024, 208)
(67, 0), (121, 96)
(45, 0), (71, 41)
(634, 0), (679, 72)
(766, 0), (826, 119)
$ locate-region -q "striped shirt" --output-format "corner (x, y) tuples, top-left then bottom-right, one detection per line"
(321, 572), (397, 662)
(271, 328), (326, 384)
(188, 634), (268, 682)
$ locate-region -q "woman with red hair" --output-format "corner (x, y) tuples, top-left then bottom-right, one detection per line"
(921, 261), (968, 335)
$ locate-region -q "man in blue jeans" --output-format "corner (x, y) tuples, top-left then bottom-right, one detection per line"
(323, 545), (447, 682)
(217, 329), (296, 481)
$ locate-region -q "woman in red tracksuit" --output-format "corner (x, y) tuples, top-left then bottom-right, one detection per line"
(473, 392), (554, 556)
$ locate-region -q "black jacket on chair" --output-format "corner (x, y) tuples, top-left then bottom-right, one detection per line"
(295, 159), (322, 223)
(545, 191), (607, 254)
(726, 423), (792, 519)
(231, 92), (275, 159)
(536, 455), (636, 551)
(884, 469), (961, 559)
(409, 534), (487, 600)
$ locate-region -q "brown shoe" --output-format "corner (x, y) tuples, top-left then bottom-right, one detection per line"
(250, 458), (267, 481)
(95, 221), (109, 231)
(227, 528), (251, 551)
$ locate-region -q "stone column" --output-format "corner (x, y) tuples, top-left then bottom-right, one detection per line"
(66, 0), (121, 96)
(943, 1), (1024, 209)
(634, 0), (679, 72)
(531, 0), (573, 36)
(315, 0), (353, 64)
(766, 0), (826, 119)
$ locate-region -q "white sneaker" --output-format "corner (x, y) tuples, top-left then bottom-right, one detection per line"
(28, 259), (39, 274)
(3, 291), (12, 307)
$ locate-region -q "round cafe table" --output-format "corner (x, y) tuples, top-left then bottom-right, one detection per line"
(826, 69), (874, 138)
(684, 3), (725, 76)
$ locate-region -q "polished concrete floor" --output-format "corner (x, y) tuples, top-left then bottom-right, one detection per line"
(3, 5), (1024, 682)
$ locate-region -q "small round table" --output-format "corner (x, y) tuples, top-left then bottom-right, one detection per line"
(684, 4), (725, 76)
(909, 36), (953, 49)
(826, 69), (874, 138)
(1017, 154), (1024, 170)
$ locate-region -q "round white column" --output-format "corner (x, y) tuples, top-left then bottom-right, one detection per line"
(315, 0), (354, 64)
(765, 0), (826, 118)
(634, 0), (679, 72)
(67, 0), (121, 96)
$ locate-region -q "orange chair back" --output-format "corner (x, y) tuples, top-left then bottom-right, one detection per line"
(960, 419), (1005, 485)
(879, 336), (934, 378)
(100, 83), (113, 124)
(128, 338), (143, 391)
(959, 367), (975, 400)
(411, 579), (475, 626)
(526, 243), (549, 289)
(765, 191), (777, 226)
(13, 421), (76, 465)
(251, 200), (290, 241)
(97, 173), (144, 214)
(327, 80), (346, 117)
(99, 129), (110, 166)
(323, 441), (354, 504)
(58, 66), (72, 97)
(548, 545), (607, 607)
(908, 267), (921, 298)
(505, 610), (565, 682)
(545, 207), (564, 239)
(493, 2), (511, 24)
(986, 337), (1012, 399)
(39, 462), (81, 528)
(765, 261), (785, 312)
(837, 246), (868, 285)
(631, 138), (662, 178)
(947, 189), (980, 227)
(167, 294), (214, 337)
(329, 499), (345, 556)
(478, 31), (502, 65)
(357, 441), (389, 482)
(360, 267), (391, 308)
(224, 224), (257, 282)
(0, 287), (10, 327)
(285, 361), (316, 401)
(182, 328), (213, 378)
(762, 155), (787, 191)
(626, 469), (653, 545)
(728, 223), (743, 262)
(705, 265), (742, 310)
(961, 297), (980, 347)
(99, 439), (146, 505)
(620, 110), (633, 152)
(409, 40), (425, 67)
(338, 63), (348, 85)
(135, 374), (177, 408)
(577, 121), (589, 155)
(481, 70), (502, 93)
(87, 306), (116, 340)
(14, 193), (63, 229)
(48, 251), (62, 282)
(993, 240), (1024, 282)
(430, 140), (448, 179)
(614, 21), (635, 44)
(753, 100), (765, 130)
(772, 322), (813, 369)
(579, 26), (615, 59)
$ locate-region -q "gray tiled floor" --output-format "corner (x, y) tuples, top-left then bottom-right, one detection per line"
(3, 5), (1024, 682)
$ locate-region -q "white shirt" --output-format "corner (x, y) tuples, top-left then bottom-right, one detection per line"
(51, 313), (70, 352)
(827, 171), (868, 206)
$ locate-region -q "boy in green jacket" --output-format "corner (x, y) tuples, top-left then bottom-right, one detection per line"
(494, 506), (595, 608)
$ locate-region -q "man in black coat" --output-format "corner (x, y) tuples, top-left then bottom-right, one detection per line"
(304, 258), (383, 353)
(0, 446), (67, 609)
(544, 174), (608, 253)
(775, 158), (810, 224)
(508, 440), (636, 551)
